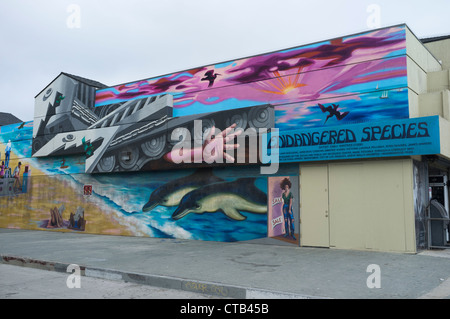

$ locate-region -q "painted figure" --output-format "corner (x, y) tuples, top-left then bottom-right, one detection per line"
(21, 165), (30, 193)
(13, 162), (22, 192)
(0, 161), (4, 178)
(5, 140), (11, 168)
(280, 177), (295, 240)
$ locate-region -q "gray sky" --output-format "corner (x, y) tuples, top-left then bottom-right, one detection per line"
(1, 0), (449, 122)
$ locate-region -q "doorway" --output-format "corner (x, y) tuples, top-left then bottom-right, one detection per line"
(300, 159), (417, 252)
(299, 164), (330, 248)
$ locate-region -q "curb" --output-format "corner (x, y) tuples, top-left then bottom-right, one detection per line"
(1, 255), (324, 299)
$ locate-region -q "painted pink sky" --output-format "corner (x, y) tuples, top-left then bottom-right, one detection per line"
(95, 25), (407, 112)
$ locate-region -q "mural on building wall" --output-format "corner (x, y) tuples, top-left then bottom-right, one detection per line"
(2, 25), (412, 244)
(1, 119), (284, 242)
(267, 176), (300, 246)
(33, 74), (101, 154)
(32, 26), (408, 175)
(32, 73), (275, 173)
(95, 26), (408, 125)
(0, 121), (33, 197)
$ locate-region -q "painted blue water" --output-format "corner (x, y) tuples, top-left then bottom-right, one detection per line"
(0, 124), (271, 241)
(70, 168), (269, 242)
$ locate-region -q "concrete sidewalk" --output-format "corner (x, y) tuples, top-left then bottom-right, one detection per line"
(0, 228), (449, 299)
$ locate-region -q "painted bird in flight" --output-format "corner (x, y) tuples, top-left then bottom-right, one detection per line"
(318, 103), (349, 124)
(201, 70), (220, 87)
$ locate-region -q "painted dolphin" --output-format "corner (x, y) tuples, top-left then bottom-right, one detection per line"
(172, 178), (267, 221)
(142, 168), (224, 212)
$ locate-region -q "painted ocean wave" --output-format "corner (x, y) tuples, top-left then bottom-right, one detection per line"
(1, 126), (269, 241)
(68, 170), (269, 242)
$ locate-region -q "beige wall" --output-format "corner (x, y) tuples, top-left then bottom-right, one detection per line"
(427, 69), (450, 92)
(424, 39), (450, 70)
(297, 28), (447, 253)
(407, 56), (428, 95)
(300, 159), (416, 253)
(418, 91), (450, 119)
(406, 27), (442, 74)
(439, 117), (450, 161)
(407, 28), (450, 163)
(406, 27), (443, 120)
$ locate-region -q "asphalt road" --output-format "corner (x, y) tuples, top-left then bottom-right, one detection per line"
(0, 263), (228, 299)
(1, 229), (450, 300)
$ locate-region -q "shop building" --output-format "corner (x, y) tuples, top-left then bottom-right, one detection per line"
(1, 24), (449, 253)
